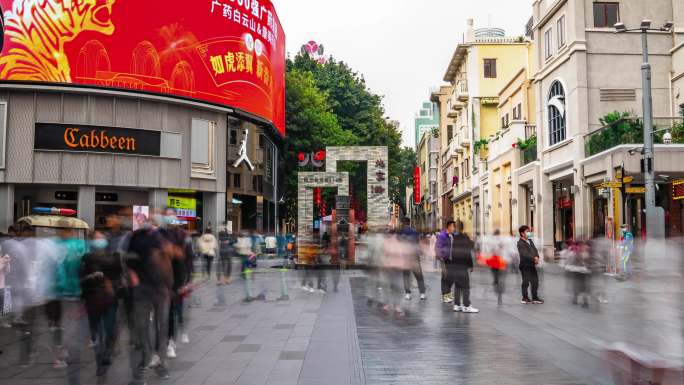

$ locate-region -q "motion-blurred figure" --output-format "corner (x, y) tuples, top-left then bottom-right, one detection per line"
(126, 216), (173, 383)
(484, 229), (509, 306)
(218, 227), (235, 286)
(198, 227), (218, 280)
(80, 230), (122, 378)
(400, 218), (425, 300)
(446, 221), (477, 313)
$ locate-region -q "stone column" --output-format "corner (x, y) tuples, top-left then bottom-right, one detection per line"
(539, 173), (555, 259)
(203, 192), (226, 234)
(77, 186), (96, 229)
(0, 184), (14, 232)
(149, 189), (168, 214)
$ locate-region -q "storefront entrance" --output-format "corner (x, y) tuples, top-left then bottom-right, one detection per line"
(553, 181), (574, 250)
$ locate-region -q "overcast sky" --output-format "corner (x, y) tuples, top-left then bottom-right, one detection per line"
(275, 0), (532, 148)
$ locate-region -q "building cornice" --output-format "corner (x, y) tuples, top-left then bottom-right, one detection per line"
(532, 0), (567, 31)
(533, 40), (586, 82)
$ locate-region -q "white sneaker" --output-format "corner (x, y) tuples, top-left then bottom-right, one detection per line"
(166, 342), (177, 359)
(442, 294), (453, 303)
(318, 289), (326, 294)
(308, 287), (315, 293)
(462, 306), (479, 313)
(180, 333), (190, 344)
(148, 354), (161, 368)
(404, 293), (411, 300)
(301, 286), (309, 291)
(419, 293), (426, 300)
(453, 305), (463, 312)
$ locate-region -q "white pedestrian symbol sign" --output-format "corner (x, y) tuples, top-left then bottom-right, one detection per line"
(233, 129), (254, 171)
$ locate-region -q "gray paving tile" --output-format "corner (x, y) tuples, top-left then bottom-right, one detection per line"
(223, 335), (248, 342)
(233, 344), (262, 353)
(195, 324), (218, 331)
(274, 323), (296, 330)
(278, 351), (306, 360)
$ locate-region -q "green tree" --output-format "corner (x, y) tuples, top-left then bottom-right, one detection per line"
(281, 68), (355, 224)
(289, 54), (405, 210)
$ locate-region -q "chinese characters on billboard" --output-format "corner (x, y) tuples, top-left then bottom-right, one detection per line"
(0, 0), (286, 135)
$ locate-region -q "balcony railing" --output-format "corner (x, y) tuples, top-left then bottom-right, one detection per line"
(584, 116), (684, 157)
(521, 143), (537, 166)
(456, 79), (468, 101)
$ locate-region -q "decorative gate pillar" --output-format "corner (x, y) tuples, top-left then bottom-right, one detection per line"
(325, 146), (390, 231)
(297, 172), (349, 244)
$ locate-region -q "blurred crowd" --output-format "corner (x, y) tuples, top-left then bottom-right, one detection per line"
(0, 208), (275, 385)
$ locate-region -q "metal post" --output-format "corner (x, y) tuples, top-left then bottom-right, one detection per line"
(641, 30), (657, 238)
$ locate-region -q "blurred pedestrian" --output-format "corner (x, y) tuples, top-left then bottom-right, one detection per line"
(126, 221), (173, 383)
(198, 227), (218, 280)
(447, 221), (477, 313)
(218, 227), (235, 285)
(400, 218), (425, 300)
(80, 230), (122, 378)
(486, 229), (508, 306)
(517, 225), (544, 304)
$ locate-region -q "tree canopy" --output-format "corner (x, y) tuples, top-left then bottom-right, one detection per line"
(282, 53), (408, 225)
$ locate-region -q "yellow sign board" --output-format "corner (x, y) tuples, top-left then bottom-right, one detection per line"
(615, 169), (623, 179)
(626, 186), (645, 194)
(600, 181), (622, 189)
(168, 196), (197, 210)
(623, 176), (634, 183)
(673, 179), (684, 186)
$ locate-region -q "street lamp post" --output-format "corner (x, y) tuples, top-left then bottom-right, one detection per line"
(615, 20), (673, 239)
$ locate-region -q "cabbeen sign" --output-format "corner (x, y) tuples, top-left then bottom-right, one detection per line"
(0, 0), (286, 136)
(34, 123), (161, 156)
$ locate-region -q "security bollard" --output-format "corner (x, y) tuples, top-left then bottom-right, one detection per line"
(277, 265), (290, 301)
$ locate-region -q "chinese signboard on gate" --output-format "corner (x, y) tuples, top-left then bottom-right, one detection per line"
(0, 0), (286, 136)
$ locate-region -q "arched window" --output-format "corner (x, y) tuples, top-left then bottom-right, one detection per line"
(548, 81), (566, 145)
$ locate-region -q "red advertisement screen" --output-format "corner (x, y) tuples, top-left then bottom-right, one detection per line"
(0, 0), (286, 136)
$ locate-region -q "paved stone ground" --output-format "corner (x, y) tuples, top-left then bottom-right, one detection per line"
(0, 260), (682, 385)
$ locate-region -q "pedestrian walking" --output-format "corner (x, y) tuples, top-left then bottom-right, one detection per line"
(399, 218), (426, 300)
(80, 230), (122, 378)
(217, 228), (235, 285)
(517, 225), (544, 304)
(435, 222), (456, 304)
(198, 227), (218, 280)
(126, 222), (174, 384)
(485, 229), (508, 306)
(445, 221), (478, 313)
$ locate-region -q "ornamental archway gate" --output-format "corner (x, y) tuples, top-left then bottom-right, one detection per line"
(297, 146), (389, 264)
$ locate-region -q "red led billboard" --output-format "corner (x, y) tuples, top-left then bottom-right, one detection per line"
(0, 0), (286, 136)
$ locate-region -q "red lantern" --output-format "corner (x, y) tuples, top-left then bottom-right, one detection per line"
(313, 150), (326, 162)
(298, 152), (306, 162)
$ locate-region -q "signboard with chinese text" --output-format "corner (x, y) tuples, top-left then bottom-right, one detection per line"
(625, 186), (646, 194)
(167, 196), (197, 219)
(0, 0), (286, 136)
(673, 180), (684, 200)
(413, 167), (421, 204)
(599, 181), (623, 189)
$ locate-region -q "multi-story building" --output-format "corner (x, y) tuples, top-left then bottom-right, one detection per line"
(414, 101), (440, 149)
(487, 41), (537, 237)
(440, 19), (529, 236)
(529, 0), (684, 256)
(414, 130), (440, 232)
